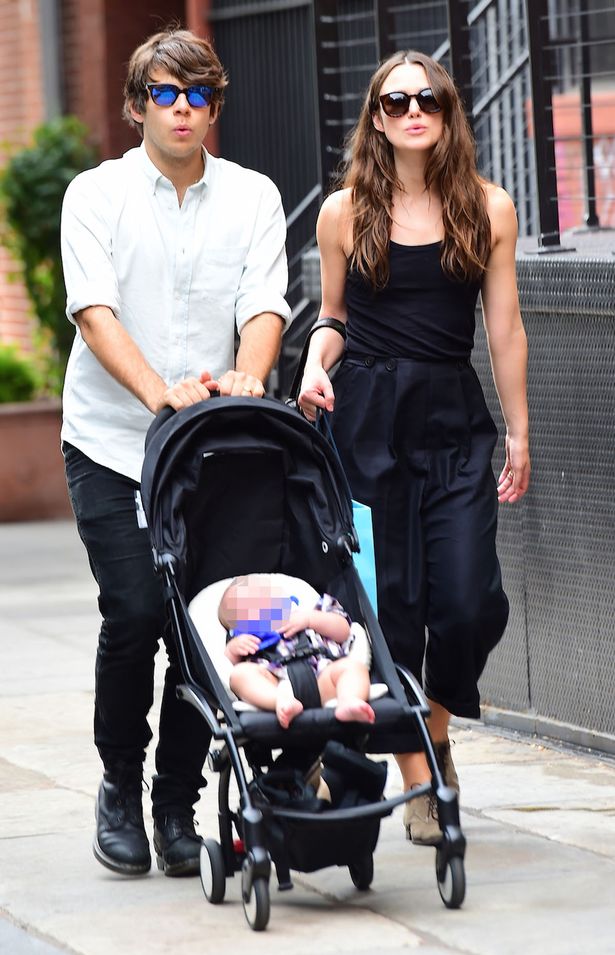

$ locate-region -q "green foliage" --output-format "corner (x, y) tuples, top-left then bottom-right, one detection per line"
(0, 343), (39, 403)
(0, 117), (98, 380)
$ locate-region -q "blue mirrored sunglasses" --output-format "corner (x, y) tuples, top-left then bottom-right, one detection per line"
(146, 83), (215, 108)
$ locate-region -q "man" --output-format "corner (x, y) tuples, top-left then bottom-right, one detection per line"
(60, 27), (291, 878)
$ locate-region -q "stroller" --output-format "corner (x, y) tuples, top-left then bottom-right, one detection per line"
(140, 396), (466, 931)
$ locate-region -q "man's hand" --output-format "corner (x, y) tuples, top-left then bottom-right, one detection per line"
(155, 370), (219, 413)
(217, 370), (265, 398)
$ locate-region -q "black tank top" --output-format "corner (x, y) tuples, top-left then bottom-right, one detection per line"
(345, 240), (481, 361)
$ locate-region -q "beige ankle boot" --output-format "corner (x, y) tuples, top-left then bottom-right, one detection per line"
(403, 787), (441, 845)
(434, 740), (459, 795)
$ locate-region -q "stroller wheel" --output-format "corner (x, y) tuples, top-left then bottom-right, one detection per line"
(435, 851), (465, 909)
(200, 839), (226, 904)
(242, 866), (270, 932)
(348, 853), (374, 891)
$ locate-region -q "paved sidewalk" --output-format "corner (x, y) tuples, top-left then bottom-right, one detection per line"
(1, 520), (615, 955)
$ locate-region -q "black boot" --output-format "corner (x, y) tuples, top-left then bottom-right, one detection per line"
(93, 766), (151, 875)
(153, 812), (202, 877)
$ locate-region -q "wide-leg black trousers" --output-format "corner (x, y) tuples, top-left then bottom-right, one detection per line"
(63, 442), (209, 815)
(332, 354), (509, 727)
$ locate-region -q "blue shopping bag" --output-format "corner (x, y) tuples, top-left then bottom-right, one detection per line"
(352, 499), (378, 614)
(312, 410), (379, 613)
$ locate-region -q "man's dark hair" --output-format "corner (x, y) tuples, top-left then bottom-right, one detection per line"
(123, 26), (228, 129)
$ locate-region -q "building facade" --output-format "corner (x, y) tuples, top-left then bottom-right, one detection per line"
(0, 0), (213, 351)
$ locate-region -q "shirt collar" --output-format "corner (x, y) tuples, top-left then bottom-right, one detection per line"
(135, 142), (211, 194)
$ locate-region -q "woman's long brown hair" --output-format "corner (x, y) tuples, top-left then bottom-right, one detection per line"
(342, 50), (492, 288)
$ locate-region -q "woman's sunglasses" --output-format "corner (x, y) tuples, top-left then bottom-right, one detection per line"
(379, 88), (442, 117)
(146, 83), (215, 109)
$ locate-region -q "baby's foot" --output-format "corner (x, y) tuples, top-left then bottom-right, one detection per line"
(335, 699), (375, 723)
(277, 696), (303, 728)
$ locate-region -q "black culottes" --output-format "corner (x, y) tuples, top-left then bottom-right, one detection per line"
(332, 354), (509, 722)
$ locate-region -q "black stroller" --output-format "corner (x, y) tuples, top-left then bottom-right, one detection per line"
(140, 396), (465, 931)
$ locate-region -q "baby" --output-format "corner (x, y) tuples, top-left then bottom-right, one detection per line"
(218, 574), (375, 728)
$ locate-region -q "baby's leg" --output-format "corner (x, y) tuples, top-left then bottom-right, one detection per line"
(229, 663), (280, 710)
(318, 658), (375, 723)
(229, 664), (302, 729)
(275, 677), (303, 729)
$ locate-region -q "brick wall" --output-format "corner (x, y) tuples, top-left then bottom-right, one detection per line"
(62, 0), (186, 161)
(0, 0), (45, 352)
(1, 0), (215, 352)
(61, 0), (107, 154)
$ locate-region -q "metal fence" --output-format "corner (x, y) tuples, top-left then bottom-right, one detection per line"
(313, 0), (615, 246)
(211, 0), (614, 390)
(472, 239), (615, 750)
(210, 0), (322, 348)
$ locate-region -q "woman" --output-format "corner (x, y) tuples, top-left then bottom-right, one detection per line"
(299, 51), (530, 846)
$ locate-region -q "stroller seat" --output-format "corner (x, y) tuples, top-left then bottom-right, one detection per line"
(188, 574), (395, 746)
(188, 573), (389, 706)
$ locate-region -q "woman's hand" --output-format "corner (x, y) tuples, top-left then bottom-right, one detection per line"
(497, 434), (530, 503)
(298, 366), (335, 422)
(224, 633), (261, 664)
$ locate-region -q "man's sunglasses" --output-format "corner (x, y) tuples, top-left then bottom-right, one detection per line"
(145, 83), (216, 108)
(379, 88), (442, 117)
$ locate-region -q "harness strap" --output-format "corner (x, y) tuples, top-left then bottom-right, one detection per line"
(253, 630), (334, 710)
(251, 629), (339, 667)
(286, 660), (321, 710)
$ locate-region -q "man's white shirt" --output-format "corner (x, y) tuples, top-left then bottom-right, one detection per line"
(61, 143), (291, 481)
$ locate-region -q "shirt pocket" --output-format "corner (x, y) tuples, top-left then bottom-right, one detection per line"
(192, 246), (248, 310)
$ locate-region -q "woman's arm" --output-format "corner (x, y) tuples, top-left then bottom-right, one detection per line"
(299, 190), (351, 420)
(481, 186), (530, 504)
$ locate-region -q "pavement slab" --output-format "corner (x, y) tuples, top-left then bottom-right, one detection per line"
(1, 520), (615, 955)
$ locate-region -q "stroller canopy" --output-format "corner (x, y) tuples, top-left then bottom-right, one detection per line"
(140, 398), (357, 603)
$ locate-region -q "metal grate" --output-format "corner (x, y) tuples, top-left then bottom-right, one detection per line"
(475, 243), (615, 733)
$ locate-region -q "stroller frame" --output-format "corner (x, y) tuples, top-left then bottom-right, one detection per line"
(142, 399), (466, 931)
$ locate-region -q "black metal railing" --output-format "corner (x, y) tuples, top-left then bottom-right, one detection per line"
(311, 0), (615, 243)
(208, 0), (614, 390)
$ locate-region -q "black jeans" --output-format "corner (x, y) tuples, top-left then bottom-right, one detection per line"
(63, 442), (209, 816)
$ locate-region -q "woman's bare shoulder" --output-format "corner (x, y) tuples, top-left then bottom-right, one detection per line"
(482, 181), (518, 243)
(319, 187), (353, 220)
(318, 188), (353, 251)
(483, 181), (516, 220)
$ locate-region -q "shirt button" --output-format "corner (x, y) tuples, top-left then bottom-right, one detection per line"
(385, 358), (396, 371)
(364, 356), (375, 367)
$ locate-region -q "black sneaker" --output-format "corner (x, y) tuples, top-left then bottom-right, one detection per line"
(93, 766), (151, 875)
(153, 812), (202, 877)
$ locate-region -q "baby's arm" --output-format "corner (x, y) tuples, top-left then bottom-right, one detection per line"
(278, 595), (351, 644)
(225, 633), (261, 664)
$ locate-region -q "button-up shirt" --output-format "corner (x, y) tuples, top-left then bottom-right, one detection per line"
(60, 144), (291, 481)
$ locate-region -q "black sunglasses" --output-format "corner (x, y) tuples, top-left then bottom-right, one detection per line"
(145, 83), (216, 109)
(379, 88), (442, 117)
